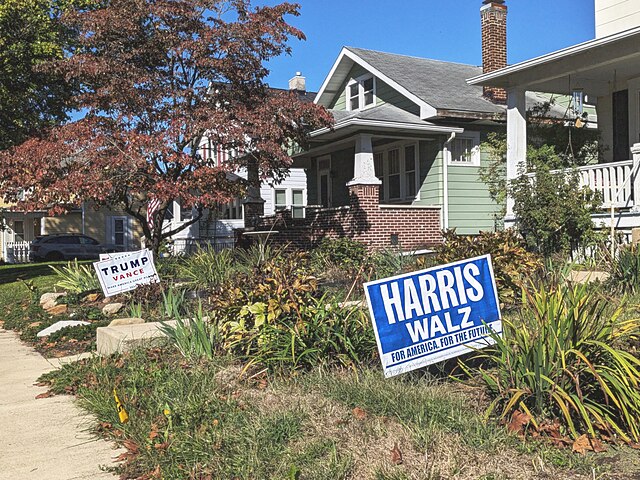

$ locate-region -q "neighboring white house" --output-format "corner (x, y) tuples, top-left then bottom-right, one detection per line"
(165, 74), (313, 254)
(469, 0), (640, 237)
(595, 0), (640, 38)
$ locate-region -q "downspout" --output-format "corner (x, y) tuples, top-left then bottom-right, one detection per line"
(443, 132), (456, 230)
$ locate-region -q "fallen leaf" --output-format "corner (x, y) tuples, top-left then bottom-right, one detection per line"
(34, 381), (48, 387)
(35, 391), (53, 399)
(390, 442), (403, 465)
(352, 407), (367, 420)
(629, 442), (640, 450)
(507, 410), (531, 434)
(154, 441), (170, 450)
(123, 439), (139, 454)
(572, 434), (606, 454)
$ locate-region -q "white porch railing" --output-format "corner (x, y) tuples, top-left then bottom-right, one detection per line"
(577, 160), (634, 208)
(5, 241), (31, 263)
(526, 159), (635, 208)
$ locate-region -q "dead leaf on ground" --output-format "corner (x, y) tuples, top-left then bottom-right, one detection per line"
(154, 441), (170, 450)
(572, 434), (607, 454)
(507, 410), (531, 434)
(390, 442), (403, 465)
(35, 391), (53, 399)
(352, 407), (367, 420)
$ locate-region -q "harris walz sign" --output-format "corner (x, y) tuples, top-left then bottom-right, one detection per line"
(364, 254), (501, 378)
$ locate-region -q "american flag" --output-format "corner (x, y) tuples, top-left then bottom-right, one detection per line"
(147, 197), (162, 232)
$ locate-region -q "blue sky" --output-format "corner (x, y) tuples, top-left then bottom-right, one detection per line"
(262, 0), (596, 92)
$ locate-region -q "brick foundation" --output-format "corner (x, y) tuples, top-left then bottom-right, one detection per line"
(241, 183), (442, 252)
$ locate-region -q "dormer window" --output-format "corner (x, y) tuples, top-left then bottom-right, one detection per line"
(347, 74), (376, 111)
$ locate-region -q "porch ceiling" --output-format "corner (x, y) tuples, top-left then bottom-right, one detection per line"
(468, 27), (640, 98)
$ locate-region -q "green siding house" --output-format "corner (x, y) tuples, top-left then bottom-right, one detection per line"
(289, 46), (506, 246)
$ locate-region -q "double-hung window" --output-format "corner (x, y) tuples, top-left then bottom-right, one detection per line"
(346, 74), (376, 111)
(449, 132), (481, 166)
(275, 189), (287, 212)
(274, 188), (306, 218)
(374, 142), (420, 203)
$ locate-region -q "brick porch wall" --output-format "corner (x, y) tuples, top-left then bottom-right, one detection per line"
(240, 183), (442, 251)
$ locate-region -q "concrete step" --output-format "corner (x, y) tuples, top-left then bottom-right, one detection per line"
(96, 321), (177, 356)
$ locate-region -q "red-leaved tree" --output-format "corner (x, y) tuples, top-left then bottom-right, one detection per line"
(0, 0), (332, 253)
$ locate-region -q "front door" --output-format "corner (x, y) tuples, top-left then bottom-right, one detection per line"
(317, 156), (332, 208)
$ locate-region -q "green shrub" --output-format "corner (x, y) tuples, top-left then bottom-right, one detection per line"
(177, 247), (234, 287)
(609, 244), (640, 294)
(312, 237), (367, 271)
(49, 260), (100, 294)
(223, 296), (375, 371)
(436, 229), (542, 306)
(209, 253), (375, 370)
(511, 148), (601, 256)
(461, 281), (640, 442)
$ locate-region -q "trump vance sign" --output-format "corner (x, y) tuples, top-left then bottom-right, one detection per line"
(364, 254), (501, 378)
(94, 248), (160, 297)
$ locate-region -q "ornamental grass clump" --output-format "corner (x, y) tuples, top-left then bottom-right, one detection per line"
(461, 281), (640, 442)
(50, 260), (100, 294)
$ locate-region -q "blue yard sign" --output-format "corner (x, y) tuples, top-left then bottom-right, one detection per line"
(364, 254), (501, 378)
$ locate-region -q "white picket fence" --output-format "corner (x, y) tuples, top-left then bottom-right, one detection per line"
(5, 241), (31, 263)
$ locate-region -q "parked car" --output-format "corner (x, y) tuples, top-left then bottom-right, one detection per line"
(29, 234), (123, 262)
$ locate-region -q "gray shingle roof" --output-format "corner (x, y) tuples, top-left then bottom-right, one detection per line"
(331, 103), (432, 125)
(345, 47), (504, 115)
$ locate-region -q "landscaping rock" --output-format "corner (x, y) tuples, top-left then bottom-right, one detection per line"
(85, 293), (100, 303)
(108, 317), (144, 327)
(102, 303), (124, 315)
(36, 320), (91, 338)
(39, 292), (66, 306)
(45, 304), (68, 316)
(41, 300), (57, 311)
(569, 270), (610, 284)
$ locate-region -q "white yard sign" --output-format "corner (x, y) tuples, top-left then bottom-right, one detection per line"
(93, 248), (160, 297)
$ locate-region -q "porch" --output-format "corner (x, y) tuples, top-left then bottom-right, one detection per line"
(468, 26), (640, 233)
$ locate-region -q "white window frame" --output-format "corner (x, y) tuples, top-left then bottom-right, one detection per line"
(448, 132), (481, 167)
(273, 187), (307, 218)
(346, 74), (376, 111)
(373, 141), (420, 203)
(110, 216), (130, 249)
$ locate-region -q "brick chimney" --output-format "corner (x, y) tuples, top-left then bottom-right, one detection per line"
(288, 72), (306, 93)
(481, 0), (507, 103)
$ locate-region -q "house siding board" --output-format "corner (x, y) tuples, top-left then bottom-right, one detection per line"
(447, 148), (501, 235)
(329, 64), (369, 110)
(261, 168), (307, 216)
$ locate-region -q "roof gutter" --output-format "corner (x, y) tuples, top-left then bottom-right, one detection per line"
(309, 118), (463, 138)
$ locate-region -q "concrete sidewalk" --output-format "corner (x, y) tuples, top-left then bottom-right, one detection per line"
(0, 329), (120, 480)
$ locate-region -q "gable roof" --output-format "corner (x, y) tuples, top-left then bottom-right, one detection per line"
(315, 47), (504, 119)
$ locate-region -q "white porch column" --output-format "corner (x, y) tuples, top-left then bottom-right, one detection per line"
(632, 143), (640, 211)
(506, 88), (527, 221)
(346, 134), (382, 186)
